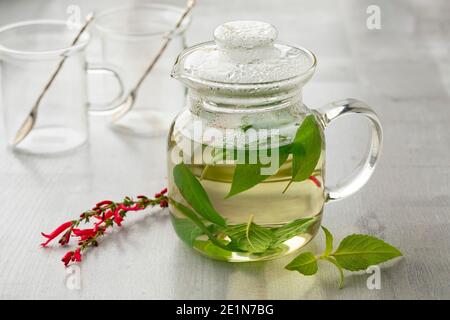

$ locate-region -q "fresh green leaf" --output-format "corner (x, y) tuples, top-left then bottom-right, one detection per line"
(321, 256), (345, 289)
(322, 226), (333, 256)
(194, 240), (232, 261)
(173, 163), (226, 227)
(226, 219), (273, 253)
(271, 217), (316, 248)
(226, 164), (268, 199)
(332, 234), (403, 271)
(285, 252), (318, 275)
(170, 200), (214, 239)
(284, 115), (322, 193)
(226, 146), (290, 198)
(171, 215), (203, 246)
(170, 199), (228, 250)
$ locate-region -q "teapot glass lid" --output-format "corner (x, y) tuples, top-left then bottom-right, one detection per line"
(172, 20), (316, 89)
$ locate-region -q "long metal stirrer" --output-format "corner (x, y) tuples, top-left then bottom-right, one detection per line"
(13, 13), (95, 146)
(111, 0), (196, 122)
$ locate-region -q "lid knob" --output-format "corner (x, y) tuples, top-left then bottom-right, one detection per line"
(213, 21), (278, 50)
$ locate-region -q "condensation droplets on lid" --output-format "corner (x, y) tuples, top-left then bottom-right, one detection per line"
(172, 20), (316, 85)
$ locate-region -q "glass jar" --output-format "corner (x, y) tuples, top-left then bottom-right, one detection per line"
(0, 20), (126, 154)
(167, 21), (382, 262)
(92, 4), (190, 136)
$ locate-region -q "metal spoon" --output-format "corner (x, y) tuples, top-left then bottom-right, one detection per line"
(111, 0), (196, 122)
(12, 13), (95, 146)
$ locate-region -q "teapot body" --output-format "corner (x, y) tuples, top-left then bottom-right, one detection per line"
(167, 90), (326, 261)
(166, 20), (382, 262)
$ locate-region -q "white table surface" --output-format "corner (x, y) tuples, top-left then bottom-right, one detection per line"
(0, 0), (449, 299)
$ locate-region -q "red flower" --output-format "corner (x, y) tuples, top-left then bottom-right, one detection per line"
(113, 208), (123, 226)
(119, 203), (142, 212)
(58, 230), (72, 246)
(93, 210), (113, 232)
(73, 227), (99, 243)
(154, 188), (167, 198)
(94, 209), (114, 223)
(309, 176), (321, 188)
(73, 248), (82, 262)
(61, 249), (82, 267)
(73, 228), (96, 237)
(93, 223), (102, 233)
(114, 215), (124, 226)
(41, 221), (73, 247)
(159, 200), (168, 208)
(61, 251), (73, 267)
(95, 200), (113, 208)
(78, 235), (93, 242)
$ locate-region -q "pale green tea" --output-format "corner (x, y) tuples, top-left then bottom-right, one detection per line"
(167, 119), (326, 262)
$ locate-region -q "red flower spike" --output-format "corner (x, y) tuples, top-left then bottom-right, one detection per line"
(41, 191), (169, 267)
(41, 221), (73, 247)
(308, 176), (321, 188)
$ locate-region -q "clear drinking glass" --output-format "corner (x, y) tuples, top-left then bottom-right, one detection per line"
(0, 20), (125, 154)
(93, 4), (190, 136)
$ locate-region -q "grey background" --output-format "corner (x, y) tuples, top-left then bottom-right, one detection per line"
(0, 0), (449, 299)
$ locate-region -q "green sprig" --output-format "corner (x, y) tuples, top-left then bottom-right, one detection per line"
(285, 227), (403, 288)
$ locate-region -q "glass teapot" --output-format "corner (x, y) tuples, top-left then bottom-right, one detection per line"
(167, 21), (382, 262)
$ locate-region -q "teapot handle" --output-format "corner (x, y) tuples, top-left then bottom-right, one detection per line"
(315, 98), (383, 202)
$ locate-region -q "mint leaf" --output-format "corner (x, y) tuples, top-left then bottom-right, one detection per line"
(226, 147), (290, 198)
(285, 252), (318, 275)
(271, 217), (316, 248)
(170, 199), (228, 250)
(284, 115), (322, 193)
(226, 218), (273, 253)
(321, 256), (345, 289)
(194, 240), (232, 261)
(332, 234), (403, 271)
(170, 200), (215, 239)
(227, 164), (269, 199)
(171, 215), (203, 246)
(322, 226), (333, 256)
(173, 163), (226, 227)
(284, 227), (402, 288)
